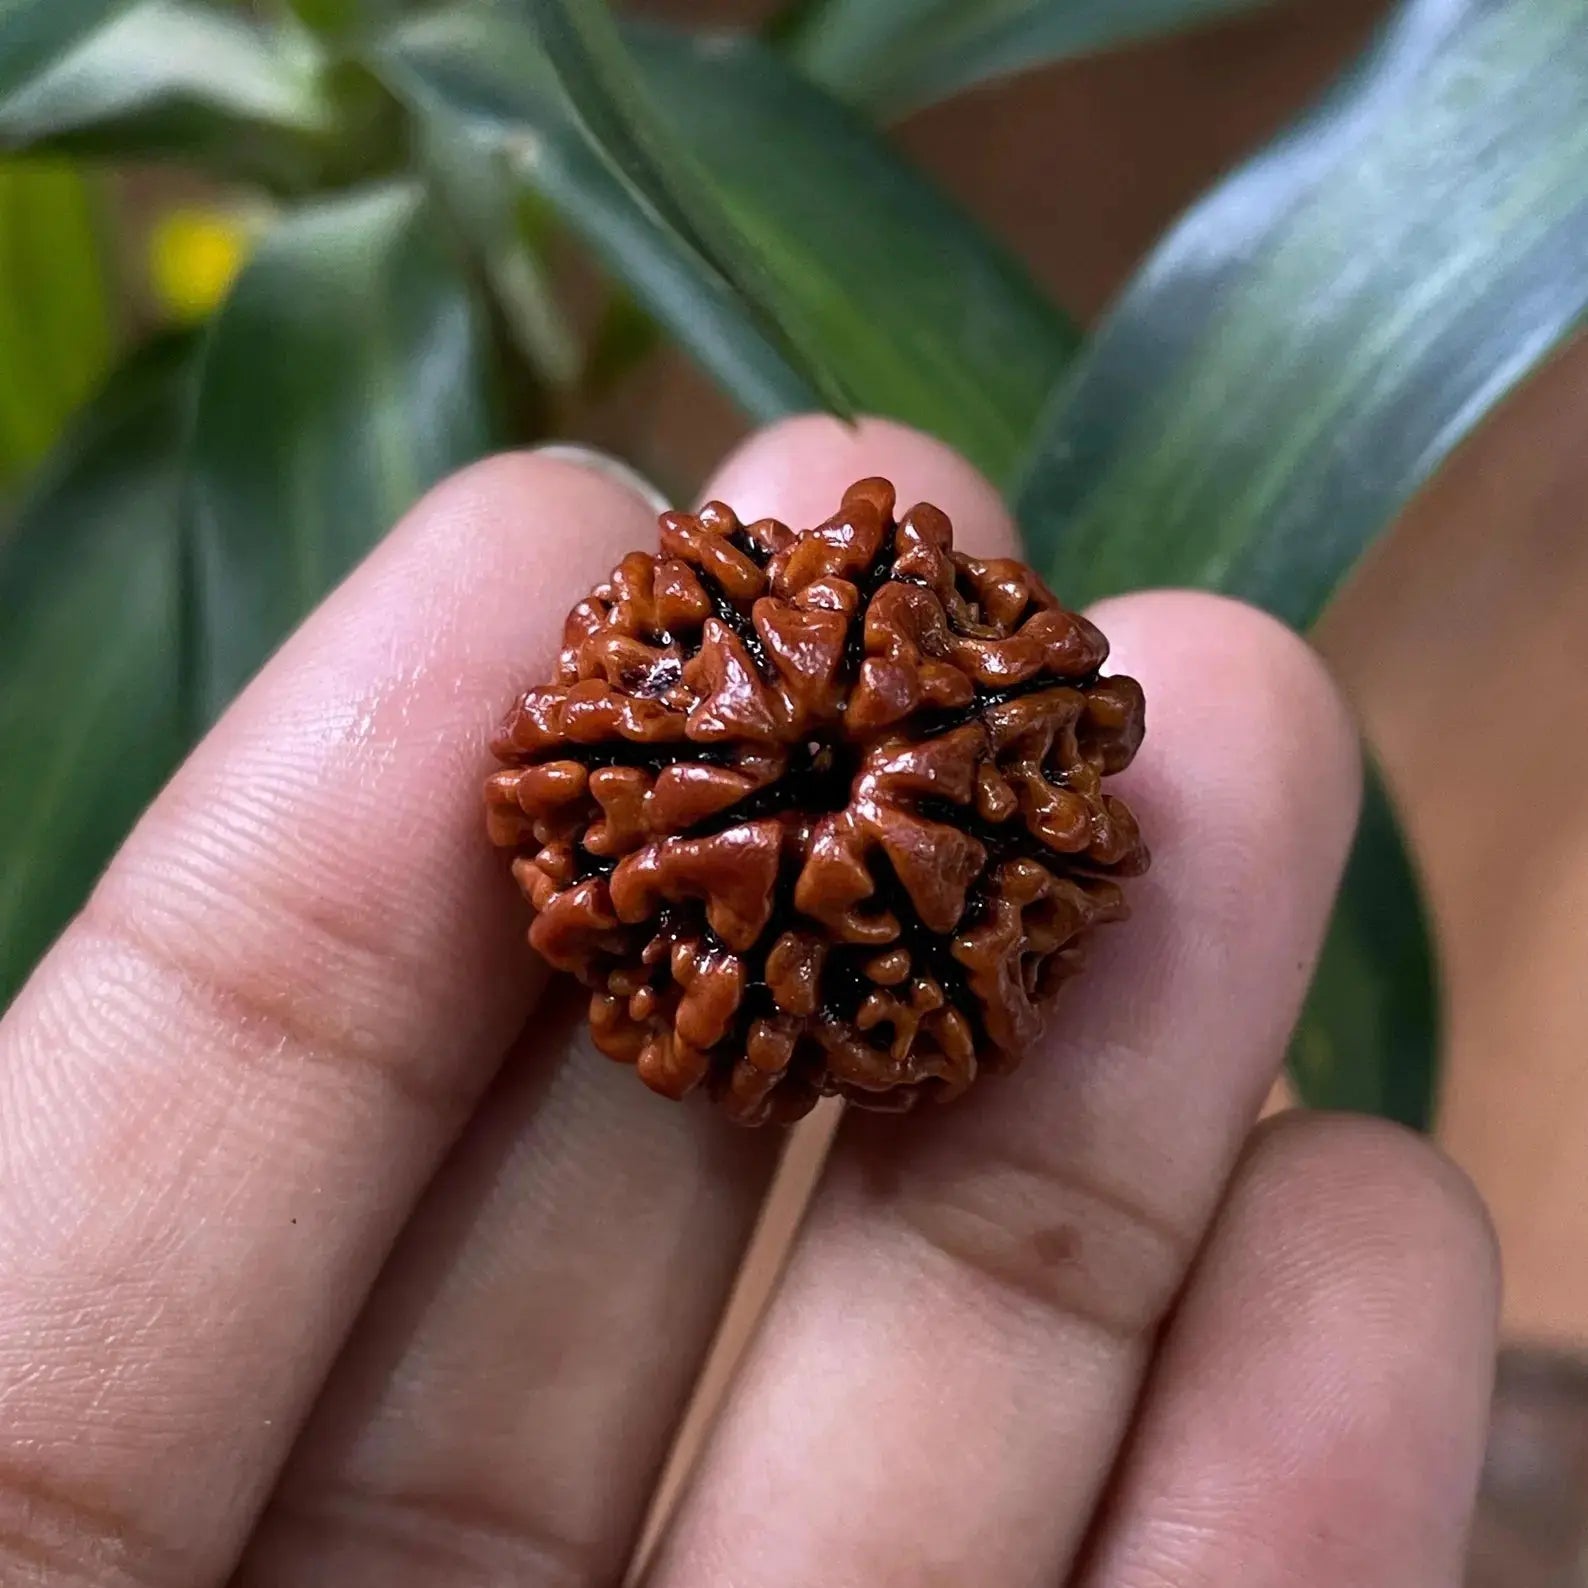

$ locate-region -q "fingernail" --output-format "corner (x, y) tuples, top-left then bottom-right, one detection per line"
(533, 443), (671, 514)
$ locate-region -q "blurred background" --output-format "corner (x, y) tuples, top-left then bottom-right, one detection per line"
(3, 0), (1587, 1578)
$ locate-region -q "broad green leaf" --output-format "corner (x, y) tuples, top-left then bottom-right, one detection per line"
(634, 27), (1075, 479)
(0, 336), (194, 1007)
(1011, 0), (1588, 1127)
(0, 2), (346, 190)
(188, 181), (506, 717)
(519, 0), (853, 415)
(782, 0), (1272, 115)
(0, 159), (114, 491)
(1289, 763), (1439, 1129)
(1016, 0), (1588, 630)
(378, 13), (1075, 483)
(0, 0), (135, 99)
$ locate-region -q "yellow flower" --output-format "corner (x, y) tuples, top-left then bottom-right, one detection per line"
(148, 208), (251, 323)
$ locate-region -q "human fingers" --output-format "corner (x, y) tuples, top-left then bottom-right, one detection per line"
(233, 414), (1027, 1587)
(1078, 1112), (1499, 1588)
(647, 588), (1362, 1587)
(0, 451), (657, 1585)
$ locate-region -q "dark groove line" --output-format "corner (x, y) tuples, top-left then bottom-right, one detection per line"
(703, 579), (772, 677)
(909, 672), (1097, 740)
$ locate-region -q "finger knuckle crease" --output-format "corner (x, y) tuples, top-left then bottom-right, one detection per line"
(258, 1481), (604, 1588)
(76, 900), (470, 1126)
(0, 1457), (185, 1588)
(885, 1146), (1198, 1347)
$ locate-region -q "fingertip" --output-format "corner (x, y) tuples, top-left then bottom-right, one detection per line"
(1087, 591), (1363, 962)
(1083, 1108), (1499, 1588)
(1091, 589), (1362, 820)
(305, 445), (670, 703)
(82, 439), (680, 1146)
(1244, 1110), (1502, 1327)
(418, 442), (667, 514)
(1218, 1111), (1500, 1530)
(386, 444), (666, 580)
(702, 414), (1020, 558)
(531, 443), (672, 514)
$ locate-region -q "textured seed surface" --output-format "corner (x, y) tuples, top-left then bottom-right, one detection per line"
(485, 478), (1149, 1125)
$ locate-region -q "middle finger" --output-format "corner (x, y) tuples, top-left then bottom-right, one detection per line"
(237, 415), (1016, 1585)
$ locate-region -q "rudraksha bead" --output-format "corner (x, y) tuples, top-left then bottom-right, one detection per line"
(486, 478), (1148, 1125)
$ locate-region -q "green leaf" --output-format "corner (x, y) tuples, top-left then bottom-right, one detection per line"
(0, 2), (346, 190)
(0, 336), (195, 1007)
(783, 0), (1272, 115)
(636, 28), (1076, 480)
(378, 12), (1075, 484)
(0, 0), (136, 100)
(581, 288), (662, 399)
(285, 0), (437, 42)
(1016, 0), (1588, 630)
(379, 13), (814, 424)
(188, 180), (506, 718)
(1013, 0), (1588, 1128)
(406, 94), (581, 387)
(519, 0), (854, 416)
(287, 0), (363, 37)
(1289, 764), (1438, 1129)
(0, 159), (115, 491)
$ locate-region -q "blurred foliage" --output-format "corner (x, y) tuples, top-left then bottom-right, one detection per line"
(378, 10), (1074, 483)
(517, 0), (855, 414)
(0, 0), (137, 100)
(1017, 0), (1588, 629)
(0, 336), (193, 998)
(189, 180), (506, 716)
(778, 0), (1276, 116)
(5, 0), (1587, 1130)
(0, 160), (114, 493)
(1289, 765), (1440, 1126)
(0, 2), (356, 191)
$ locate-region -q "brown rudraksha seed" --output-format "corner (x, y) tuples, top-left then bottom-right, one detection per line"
(485, 478), (1148, 1125)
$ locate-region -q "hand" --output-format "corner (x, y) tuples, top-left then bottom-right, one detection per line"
(0, 418), (1497, 1587)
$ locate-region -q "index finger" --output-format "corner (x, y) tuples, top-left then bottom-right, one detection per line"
(0, 451), (659, 1585)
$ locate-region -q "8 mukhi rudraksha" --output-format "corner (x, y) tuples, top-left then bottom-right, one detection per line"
(485, 477), (1149, 1126)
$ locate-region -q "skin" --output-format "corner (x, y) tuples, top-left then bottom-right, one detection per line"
(0, 417), (1498, 1588)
